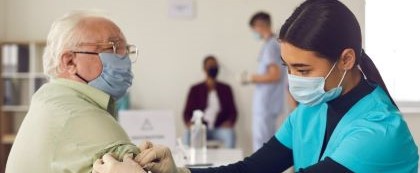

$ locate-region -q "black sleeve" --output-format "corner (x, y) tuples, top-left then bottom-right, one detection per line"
(190, 137), (293, 173)
(297, 157), (353, 173)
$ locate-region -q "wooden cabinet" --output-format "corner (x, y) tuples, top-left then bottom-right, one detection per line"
(0, 41), (47, 172)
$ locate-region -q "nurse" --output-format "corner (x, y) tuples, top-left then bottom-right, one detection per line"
(245, 11), (288, 152)
(93, 0), (419, 172)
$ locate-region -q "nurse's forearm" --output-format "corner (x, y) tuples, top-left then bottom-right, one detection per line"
(297, 157), (353, 173)
(190, 137), (293, 173)
(252, 64), (281, 83)
(252, 74), (278, 83)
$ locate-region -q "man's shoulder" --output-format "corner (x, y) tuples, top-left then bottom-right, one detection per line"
(216, 81), (232, 90)
(33, 81), (79, 99)
(190, 82), (206, 90)
(31, 82), (107, 116)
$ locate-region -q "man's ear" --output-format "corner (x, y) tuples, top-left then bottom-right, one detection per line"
(339, 48), (356, 71)
(59, 51), (77, 74)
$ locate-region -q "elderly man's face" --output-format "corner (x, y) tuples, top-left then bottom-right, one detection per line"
(70, 17), (127, 82)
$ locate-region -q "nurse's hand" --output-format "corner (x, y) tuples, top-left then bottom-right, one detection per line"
(93, 153), (146, 173)
(138, 141), (154, 152)
(135, 144), (190, 173)
(240, 71), (253, 85)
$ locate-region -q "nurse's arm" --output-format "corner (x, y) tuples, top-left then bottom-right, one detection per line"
(251, 63), (281, 83)
(297, 157), (353, 173)
(190, 137), (293, 173)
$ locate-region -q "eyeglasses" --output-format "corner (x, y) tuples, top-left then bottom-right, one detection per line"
(72, 41), (138, 63)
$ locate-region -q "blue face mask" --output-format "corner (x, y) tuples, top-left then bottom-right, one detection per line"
(252, 31), (262, 41)
(288, 62), (347, 106)
(82, 53), (133, 100)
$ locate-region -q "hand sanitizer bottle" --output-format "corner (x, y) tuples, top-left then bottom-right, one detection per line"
(190, 110), (207, 164)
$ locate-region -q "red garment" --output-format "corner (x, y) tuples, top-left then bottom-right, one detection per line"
(183, 81), (237, 127)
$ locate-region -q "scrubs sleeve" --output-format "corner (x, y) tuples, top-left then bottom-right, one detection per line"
(329, 115), (418, 173)
(261, 41), (281, 67)
(275, 110), (295, 149)
(52, 110), (139, 173)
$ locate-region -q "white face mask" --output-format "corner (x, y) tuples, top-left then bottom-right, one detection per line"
(288, 62), (347, 106)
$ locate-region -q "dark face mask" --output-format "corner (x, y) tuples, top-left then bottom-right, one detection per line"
(207, 66), (219, 79)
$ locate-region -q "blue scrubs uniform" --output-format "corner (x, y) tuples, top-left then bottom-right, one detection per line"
(276, 86), (419, 172)
(253, 36), (287, 151)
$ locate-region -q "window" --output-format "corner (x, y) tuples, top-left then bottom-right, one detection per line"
(366, 0), (420, 103)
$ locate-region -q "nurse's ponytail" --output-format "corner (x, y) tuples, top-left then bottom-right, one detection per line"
(279, 0), (398, 107)
(359, 49), (397, 107)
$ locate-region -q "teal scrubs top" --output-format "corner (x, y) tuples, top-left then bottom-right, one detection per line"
(275, 86), (419, 172)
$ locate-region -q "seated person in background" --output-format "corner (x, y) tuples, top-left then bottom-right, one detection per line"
(6, 11), (143, 173)
(183, 55), (238, 148)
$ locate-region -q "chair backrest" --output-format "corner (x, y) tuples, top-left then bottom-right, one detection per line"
(119, 110), (176, 150)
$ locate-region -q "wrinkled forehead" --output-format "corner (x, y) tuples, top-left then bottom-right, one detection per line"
(73, 17), (126, 44)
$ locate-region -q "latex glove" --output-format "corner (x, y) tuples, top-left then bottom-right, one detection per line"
(240, 71), (253, 85)
(93, 153), (146, 173)
(135, 144), (190, 173)
(138, 141), (154, 152)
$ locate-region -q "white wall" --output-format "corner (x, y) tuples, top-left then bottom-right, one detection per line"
(2, 0), (366, 155)
(406, 114), (420, 146)
(0, 0), (5, 40)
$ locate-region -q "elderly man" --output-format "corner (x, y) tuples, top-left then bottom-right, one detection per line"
(6, 11), (143, 173)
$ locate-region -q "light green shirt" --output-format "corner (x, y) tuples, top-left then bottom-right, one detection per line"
(6, 78), (139, 173)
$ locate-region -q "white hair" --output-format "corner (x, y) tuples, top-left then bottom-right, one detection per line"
(43, 10), (110, 78)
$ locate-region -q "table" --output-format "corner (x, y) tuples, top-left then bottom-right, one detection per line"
(173, 148), (244, 168)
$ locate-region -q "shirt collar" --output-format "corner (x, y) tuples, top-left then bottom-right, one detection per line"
(51, 78), (115, 116)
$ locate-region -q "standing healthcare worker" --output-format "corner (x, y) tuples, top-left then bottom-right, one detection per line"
(93, 0), (419, 173)
(244, 11), (288, 151)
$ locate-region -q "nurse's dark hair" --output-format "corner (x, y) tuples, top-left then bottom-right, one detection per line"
(279, 0), (397, 107)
